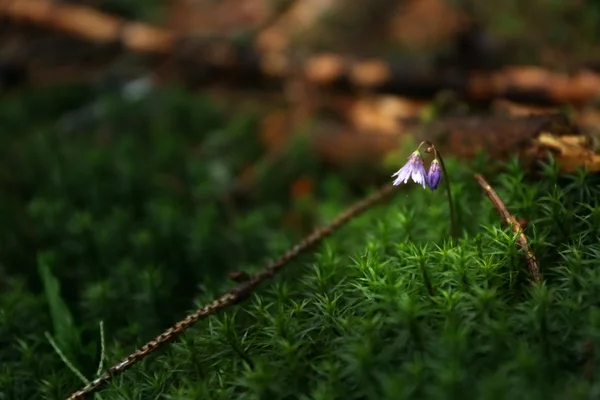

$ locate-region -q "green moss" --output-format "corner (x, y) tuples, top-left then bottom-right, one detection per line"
(132, 159), (600, 400)
(1, 84), (600, 399)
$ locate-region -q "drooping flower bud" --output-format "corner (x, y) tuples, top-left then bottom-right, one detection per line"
(426, 159), (442, 191)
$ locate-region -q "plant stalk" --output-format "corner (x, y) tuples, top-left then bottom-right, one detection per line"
(419, 140), (458, 241)
(435, 150), (458, 241)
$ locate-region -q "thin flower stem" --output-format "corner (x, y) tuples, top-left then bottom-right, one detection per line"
(435, 150), (458, 241)
(420, 140), (458, 241)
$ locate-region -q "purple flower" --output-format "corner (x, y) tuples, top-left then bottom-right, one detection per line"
(426, 159), (442, 191)
(392, 151), (427, 189)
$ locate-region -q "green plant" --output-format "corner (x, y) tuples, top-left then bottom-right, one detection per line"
(2, 81), (600, 400)
(81, 156), (600, 400)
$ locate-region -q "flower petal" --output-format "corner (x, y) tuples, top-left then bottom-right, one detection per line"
(391, 151), (427, 187)
(411, 168), (427, 189)
(392, 164), (411, 186)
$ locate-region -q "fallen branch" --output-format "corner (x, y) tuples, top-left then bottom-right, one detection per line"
(65, 183), (397, 400)
(474, 174), (541, 283)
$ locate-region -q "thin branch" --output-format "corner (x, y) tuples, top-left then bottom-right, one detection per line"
(474, 173), (541, 283)
(65, 183), (397, 400)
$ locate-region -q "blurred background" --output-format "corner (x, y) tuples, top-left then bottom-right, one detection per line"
(2, 0), (600, 397)
(4, 0), (600, 175)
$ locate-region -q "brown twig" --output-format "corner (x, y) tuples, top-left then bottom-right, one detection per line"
(65, 183), (397, 400)
(474, 174), (541, 283)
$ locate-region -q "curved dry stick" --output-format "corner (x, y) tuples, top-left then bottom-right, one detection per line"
(474, 173), (541, 283)
(65, 183), (396, 399)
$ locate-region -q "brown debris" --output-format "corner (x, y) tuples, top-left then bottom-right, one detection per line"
(388, 0), (467, 48)
(308, 111), (600, 176)
(529, 132), (600, 173)
(303, 54), (348, 84)
(420, 112), (600, 174)
(2, 0), (600, 178)
(419, 113), (577, 160)
(1, 0), (175, 54)
(254, 0), (336, 53)
(190, 88), (598, 177)
(349, 60), (392, 88)
(309, 111), (579, 166)
(4, 0), (600, 106)
(167, 0), (269, 36)
(346, 95), (425, 135)
(468, 67), (600, 106)
(310, 123), (401, 166)
(492, 99), (560, 117)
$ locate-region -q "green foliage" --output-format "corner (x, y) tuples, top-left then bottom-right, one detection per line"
(0, 84), (316, 399)
(1, 83), (600, 400)
(38, 254), (81, 360)
(97, 155), (600, 400)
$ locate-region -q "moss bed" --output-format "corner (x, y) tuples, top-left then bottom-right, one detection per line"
(1, 84), (600, 400)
